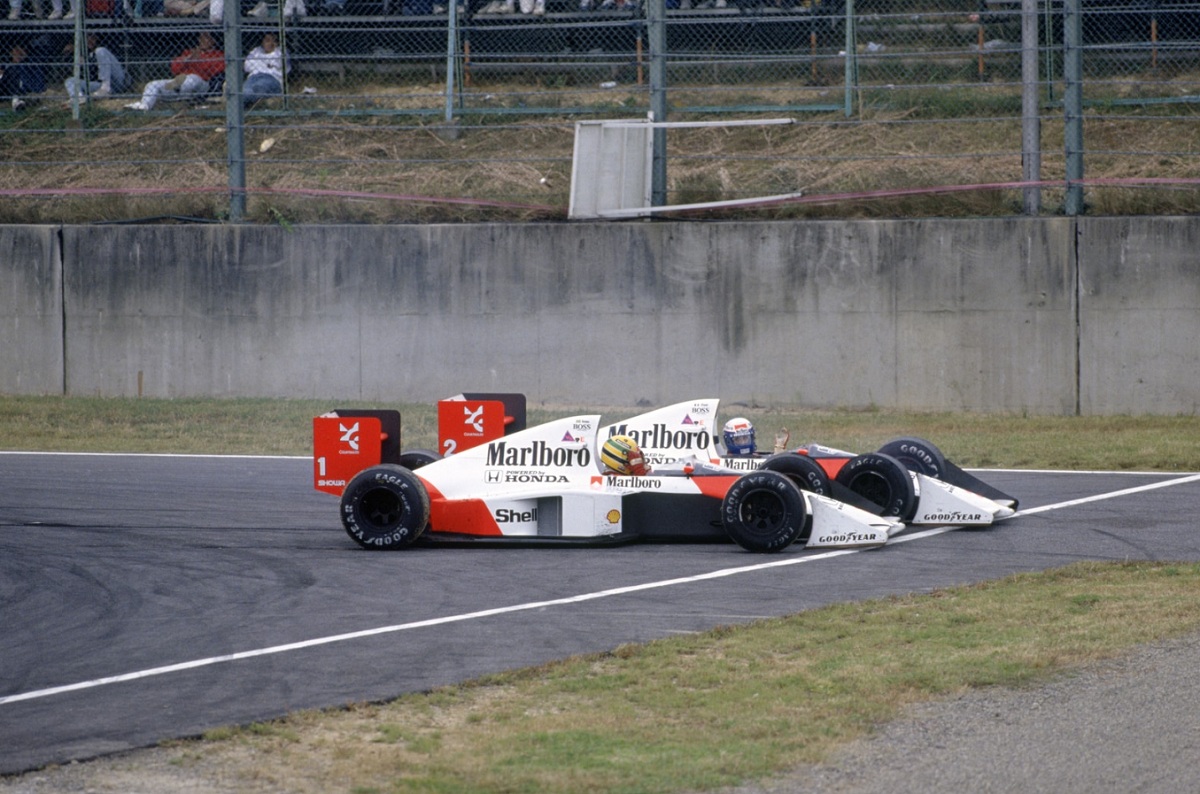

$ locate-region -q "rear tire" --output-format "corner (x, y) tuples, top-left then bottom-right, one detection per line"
(834, 452), (917, 521)
(758, 453), (833, 497)
(340, 464), (430, 549)
(876, 437), (947, 480)
(721, 470), (808, 553)
(399, 448), (441, 470)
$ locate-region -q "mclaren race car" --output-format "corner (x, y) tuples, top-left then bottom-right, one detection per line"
(604, 399), (1017, 528)
(312, 398), (903, 554)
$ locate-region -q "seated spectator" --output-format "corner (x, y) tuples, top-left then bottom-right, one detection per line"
(125, 31), (224, 112)
(247, 0), (305, 16)
(478, 0), (541, 13)
(0, 43), (46, 111)
(7, 0), (74, 19)
(163, 0), (209, 14)
(63, 34), (130, 100)
(242, 31), (287, 107)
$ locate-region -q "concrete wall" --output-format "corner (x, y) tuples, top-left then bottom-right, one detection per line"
(1, 217), (1197, 415)
(1076, 217), (1200, 415)
(1, 226), (63, 395)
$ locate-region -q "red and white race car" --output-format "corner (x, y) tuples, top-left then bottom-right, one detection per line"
(602, 399), (1017, 528)
(313, 396), (903, 554)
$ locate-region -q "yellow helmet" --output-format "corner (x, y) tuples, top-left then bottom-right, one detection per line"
(601, 434), (650, 476)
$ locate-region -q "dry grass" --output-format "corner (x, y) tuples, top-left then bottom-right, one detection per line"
(2, 71), (1200, 223)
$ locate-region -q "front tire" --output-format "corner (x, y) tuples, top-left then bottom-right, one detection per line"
(340, 464), (430, 550)
(876, 437), (947, 480)
(721, 470), (809, 553)
(833, 452), (918, 521)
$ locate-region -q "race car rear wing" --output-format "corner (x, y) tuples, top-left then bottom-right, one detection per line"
(313, 393), (529, 497)
(313, 409), (399, 497)
(437, 392), (526, 458)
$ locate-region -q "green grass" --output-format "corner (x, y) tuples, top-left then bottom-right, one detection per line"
(3, 395), (1199, 472)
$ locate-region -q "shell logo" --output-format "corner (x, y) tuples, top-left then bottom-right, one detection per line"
(606, 509), (621, 524)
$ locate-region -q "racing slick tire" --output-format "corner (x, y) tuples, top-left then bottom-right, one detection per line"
(721, 470), (809, 553)
(758, 452), (834, 497)
(399, 448), (441, 470)
(876, 437), (948, 480)
(340, 464), (431, 550)
(834, 452), (918, 521)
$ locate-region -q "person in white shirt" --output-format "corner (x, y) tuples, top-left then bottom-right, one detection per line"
(242, 31), (287, 107)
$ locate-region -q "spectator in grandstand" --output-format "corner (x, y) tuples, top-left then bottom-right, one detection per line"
(125, 31), (224, 111)
(477, 0), (542, 15)
(242, 31), (287, 106)
(247, 0), (305, 16)
(63, 34), (129, 100)
(0, 43), (46, 111)
(581, 0), (640, 8)
(7, 0), (75, 19)
(164, 0), (211, 14)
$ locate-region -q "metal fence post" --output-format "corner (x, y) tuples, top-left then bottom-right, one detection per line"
(68, 12), (83, 122)
(843, 0), (856, 117)
(225, 9), (246, 222)
(1063, 0), (1084, 215)
(648, 0), (666, 209)
(1022, 0), (1041, 214)
(444, 2), (458, 123)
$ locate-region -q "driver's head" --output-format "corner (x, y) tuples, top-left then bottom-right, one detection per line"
(722, 417), (756, 455)
(601, 434), (650, 476)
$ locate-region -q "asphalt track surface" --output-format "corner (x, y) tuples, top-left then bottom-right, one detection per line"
(2, 452), (1199, 775)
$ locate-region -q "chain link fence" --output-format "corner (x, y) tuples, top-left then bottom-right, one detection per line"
(1, 0), (1197, 222)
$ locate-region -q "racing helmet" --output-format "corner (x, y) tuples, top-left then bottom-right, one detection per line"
(723, 417), (756, 455)
(600, 434), (650, 476)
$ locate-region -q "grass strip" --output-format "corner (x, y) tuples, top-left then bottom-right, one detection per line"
(2, 395), (1200, 472)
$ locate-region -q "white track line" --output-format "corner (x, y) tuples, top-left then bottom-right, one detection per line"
(4, 472), (1199, 707)
(0, 451), (299, 460)
(1015, 473), (1200, 515)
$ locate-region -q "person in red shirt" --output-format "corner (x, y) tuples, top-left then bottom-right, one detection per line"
(125, 31), (224, 112)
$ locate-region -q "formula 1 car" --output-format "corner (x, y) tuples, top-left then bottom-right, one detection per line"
(603, 399), (1017, 527)
(312, 399), (902, 554)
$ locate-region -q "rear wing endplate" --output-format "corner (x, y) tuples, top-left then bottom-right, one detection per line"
(436, 392), (526, 457)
